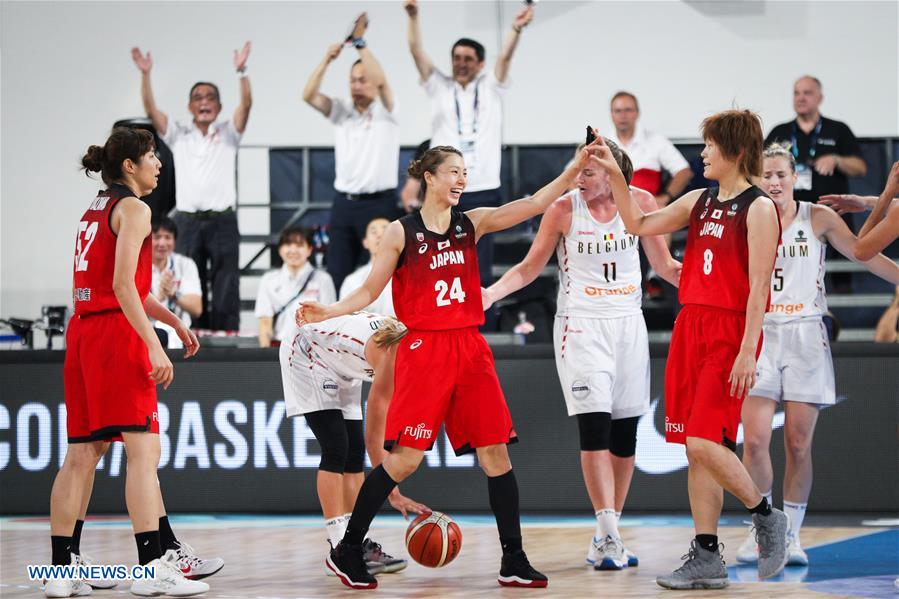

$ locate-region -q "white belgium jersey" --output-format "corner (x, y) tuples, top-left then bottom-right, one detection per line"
(295, 312), (386, 382)
(555, 190), (643, 318)
(767, 201), (827, 322)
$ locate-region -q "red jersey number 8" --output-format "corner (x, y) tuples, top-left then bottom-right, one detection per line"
(435, 277), (466, 307)
(75, 221), (99, 272)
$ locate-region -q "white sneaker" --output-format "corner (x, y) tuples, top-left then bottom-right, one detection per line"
(594, 535), (628, 571)
(171, 541), (224, 580)
(77, 553), (117, 589)
(622, 544), (639, 567)
(44, 578), (92, 598)
(130, 551), (209, 597)
(735, 524), (758, 564)
(586, 535), (601, 565)
(786, 533), (808, 566)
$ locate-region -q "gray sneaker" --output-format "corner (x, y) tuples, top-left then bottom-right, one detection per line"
(362, 538), (407, 573)
(753, 508), (789, 578)
(656, 540), (728, 590)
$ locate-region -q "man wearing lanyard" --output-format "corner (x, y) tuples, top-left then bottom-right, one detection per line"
(404, 0), (535, 312)
(765, 76), (866, 204)
(304, 14), (401, 292)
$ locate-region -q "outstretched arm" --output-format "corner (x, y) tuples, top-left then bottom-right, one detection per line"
(131, 47), (168, 136)
(634, 188), (682, 287)
(874, 289), (899, 343)
(233, 42), (252, 133)
(302, 44), (341, 117)
(404, 0), (434, 81)
(299, 221), (404, 323)
(814, 205), (899, 285)
(483, 199), (569, 310)
(494, 6), (533, 83)
(855, 161), (899, 260)
(358, 46), (395, 112)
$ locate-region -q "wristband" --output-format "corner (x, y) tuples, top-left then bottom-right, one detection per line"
(351, 37), (367, 49)
(237, 66), (248, 77)
(513, 25), (522, 34)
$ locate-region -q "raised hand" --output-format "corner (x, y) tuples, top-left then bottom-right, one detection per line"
(347, 12), (368, 41)
(818, 194), (870, 215)
(298, 300), (330, 325)
(325, 42), (343, 62)
(388, 488), (430, 520)
(234, 41), (251, 72)
(131, 47), (153, 73)
(513, 6), (534, 30)
(582, 134), (623, 175)
(176, 325), (200, 358)
(404, 0), (418, 18)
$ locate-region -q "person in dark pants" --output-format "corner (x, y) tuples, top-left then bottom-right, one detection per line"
(131, 42), (253, 332)
(303, 14), (401, 292)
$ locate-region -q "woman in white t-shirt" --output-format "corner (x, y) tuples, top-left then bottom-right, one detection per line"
(737, 143), (899, 566)
(339, 217), (395, 316)
(255, 227), (336, 347)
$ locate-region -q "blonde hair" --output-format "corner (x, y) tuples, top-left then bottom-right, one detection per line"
(763, 142), (796, 173)
(371, 316), (408, 348)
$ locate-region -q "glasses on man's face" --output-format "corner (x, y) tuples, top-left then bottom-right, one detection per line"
(190, 93), (219, 103)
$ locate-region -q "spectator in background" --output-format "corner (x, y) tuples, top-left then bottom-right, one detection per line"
(339, 217), (395, 316)
(404, 0), (534, 294)
(255, 227), (336, 347)
(765, 76), (867, 204)
(151, 218), (202, 349)
(607, 91), (693, 208)
(131, 43), (252, 333)
(874, 287), (899, 343)
(303, 14), (401, 292)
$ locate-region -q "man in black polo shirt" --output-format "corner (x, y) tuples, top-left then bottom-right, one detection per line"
(766, 75), (867, 204)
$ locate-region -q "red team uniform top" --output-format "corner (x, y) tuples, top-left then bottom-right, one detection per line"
(72, 184), (152, 316)
(392, 209), (484, 330)
(679, 185), (774, 313)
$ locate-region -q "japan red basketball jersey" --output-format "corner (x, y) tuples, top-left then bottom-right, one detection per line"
(72, 184), (152, 316)
(679, 186), (775, 312)
(392, 209), (484, 330)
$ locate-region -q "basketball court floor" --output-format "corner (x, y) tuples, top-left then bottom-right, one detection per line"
(2, 513), (896, 598)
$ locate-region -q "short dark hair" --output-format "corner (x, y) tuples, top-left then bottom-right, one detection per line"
(189, 82), (220, 102)
(701, 109), (764, 178)
(152, 216), (178, 239)
(610, 91), (639, 111)
(452, 38), (485, 62)
(81, 127), (156, 187)
(278, 226), (313, 248)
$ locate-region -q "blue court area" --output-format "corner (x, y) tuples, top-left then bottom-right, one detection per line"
(730, 529), (899, 598)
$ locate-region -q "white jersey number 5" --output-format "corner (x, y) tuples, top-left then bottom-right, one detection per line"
(435, 277), (466, 307)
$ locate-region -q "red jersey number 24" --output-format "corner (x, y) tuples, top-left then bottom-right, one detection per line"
(435, 277), (466, 307)
(74, 221), (99, 272)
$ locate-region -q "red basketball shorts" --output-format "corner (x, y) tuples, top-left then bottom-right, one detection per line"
(64, 311), (159, 443)
(385, 327), (517, 455)
(664, 304), (761, 450)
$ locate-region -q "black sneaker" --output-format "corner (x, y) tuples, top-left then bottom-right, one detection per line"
(326, 542), (378, 590)
(498, 550), (549, 588)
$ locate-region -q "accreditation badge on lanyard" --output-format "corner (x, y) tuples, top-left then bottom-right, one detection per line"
(792, 120), (821, 191)
(454, 81), (480, 169)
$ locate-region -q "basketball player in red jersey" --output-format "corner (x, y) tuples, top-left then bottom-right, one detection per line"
(594, 110), (790, 589)
(301, 142), (604, 589)
(46, 128), (207, 598)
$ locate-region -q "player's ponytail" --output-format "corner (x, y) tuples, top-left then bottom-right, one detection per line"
(372, 316), (409, 348)
(80, 127), (156, 186)
(407, 146), (463, 201)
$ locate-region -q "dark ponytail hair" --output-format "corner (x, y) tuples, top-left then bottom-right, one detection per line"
(406, 145), (463, 201)
(81, 127), (156, 186)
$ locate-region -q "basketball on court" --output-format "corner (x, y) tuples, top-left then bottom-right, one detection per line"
(405, 511), (462, 568)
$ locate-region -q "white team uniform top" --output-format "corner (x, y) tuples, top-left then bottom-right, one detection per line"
(555, 189), (643, 319)
(767, 201), (827, 322)
(297, 312), (385, 383)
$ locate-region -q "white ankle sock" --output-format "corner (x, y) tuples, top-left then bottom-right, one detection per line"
(596, 509), (620, 539)
(325, 516), (346, 547)
(783, 502), (807, 538)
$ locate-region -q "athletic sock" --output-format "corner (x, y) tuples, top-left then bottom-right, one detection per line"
(158, 515), (179, 552)
(488, 470), (522, 555)
(71, 519), (85, 555)
(749, 496), (772, 516)
(135, 531), (163, 566)
(762, 489), (773, 508)
(343, 466), (397, 546)
(325, 516), (345, 548)
(615, 511), (622, 521)
(51, 536), (73, 565)
(783, 501), (807, 538)
(695, 534), (718, 553)
(596, 509), (620, 539)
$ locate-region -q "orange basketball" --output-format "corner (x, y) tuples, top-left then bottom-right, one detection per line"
(405, 511), (462, 568)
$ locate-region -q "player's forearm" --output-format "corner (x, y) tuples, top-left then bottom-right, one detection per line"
(488, 262), (537, 304)
(610, 171), (648, 234)
(857, 190), (894, 241)
(144, 293), (182, 329)
(874, 304), (899, 343)
(740, 285), (769, 352)
(328, 286), (377, 319)
(115, 284), (163, 349)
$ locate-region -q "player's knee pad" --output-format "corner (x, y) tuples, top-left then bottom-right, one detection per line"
(577, 412), (612, 451)
(609, 416), (639, 458)
(305, 410), (349, 474)
(343, 419), (365, 474)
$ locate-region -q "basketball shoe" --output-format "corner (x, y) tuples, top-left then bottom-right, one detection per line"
(326, 542), (378, 590)
(623, 544), (639, 567)
(656, 540), (728, 590)
(130, 550), (209, 597)
(753, 508), (789, 578)
(786, 532), (808, 566)
(170, 541), (224, 580)
(735, 522), (758, 564)
(362, 538), (407, 573)
(78, 553), (117, 589)
(593, 535), (629, 571)
(498, 550), (548, 588)
(43, 554), (92, 599)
